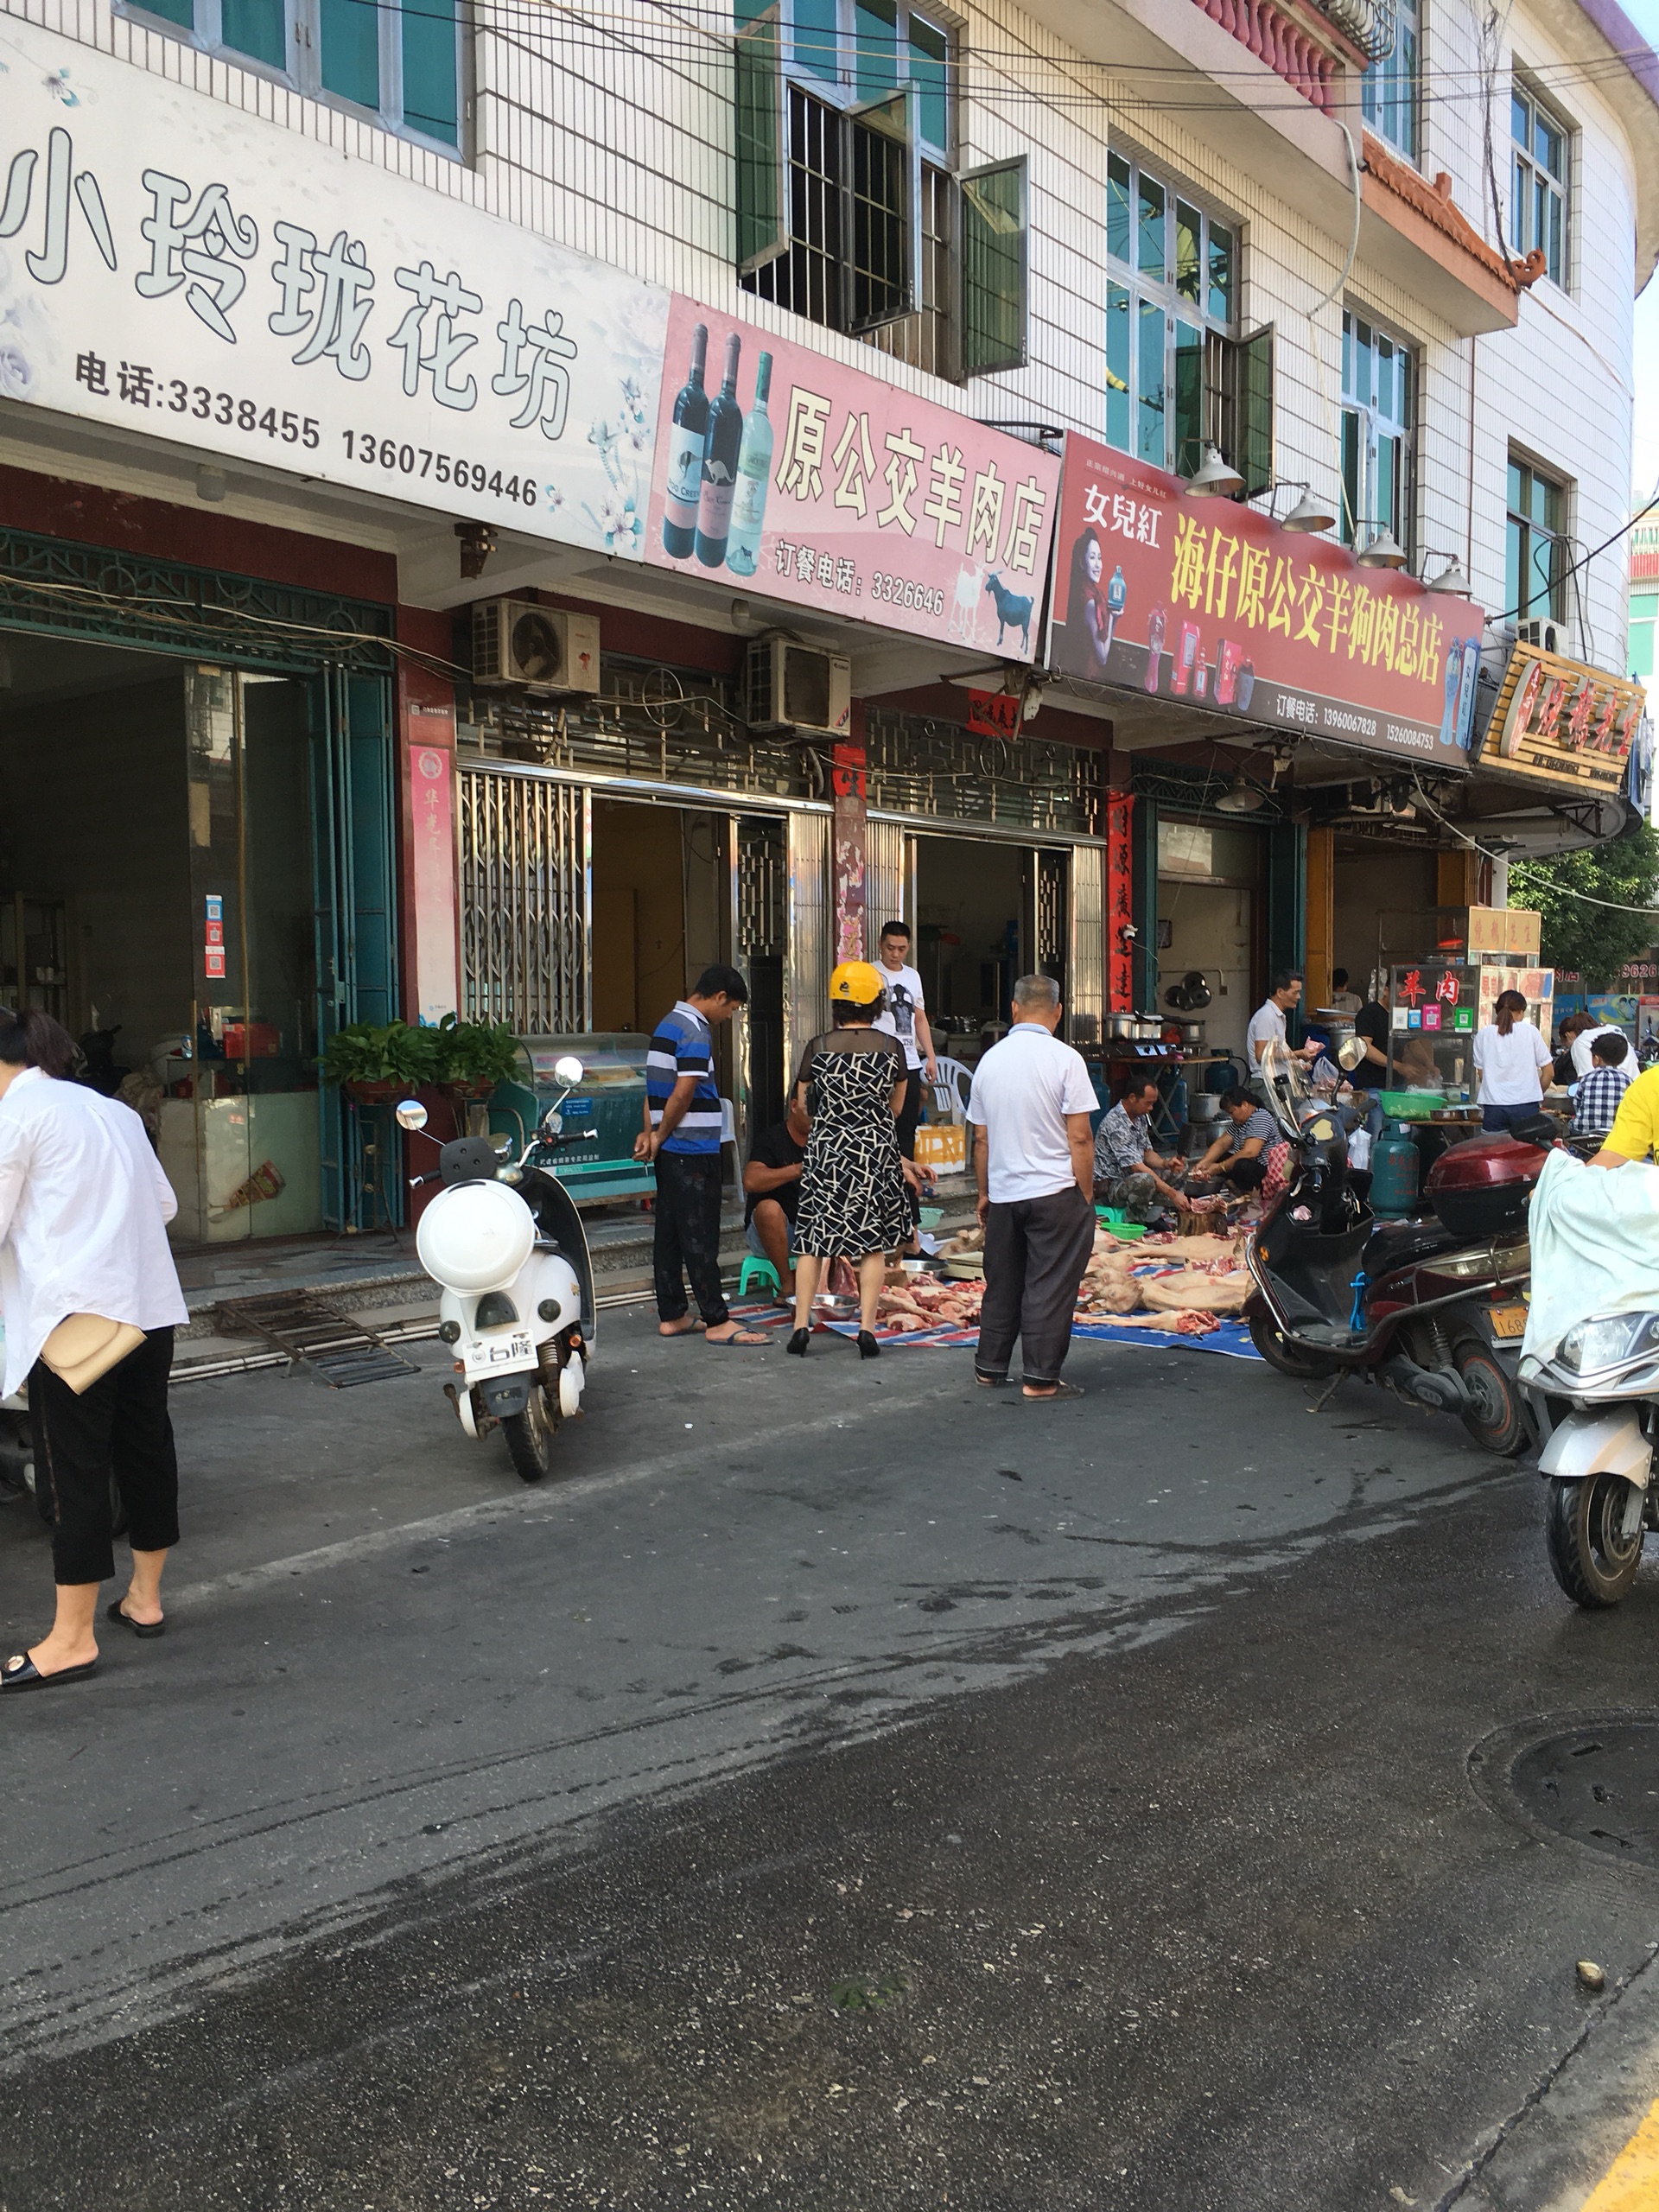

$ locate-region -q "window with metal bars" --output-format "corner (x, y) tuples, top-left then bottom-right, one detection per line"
(736, 0), (1025, 378)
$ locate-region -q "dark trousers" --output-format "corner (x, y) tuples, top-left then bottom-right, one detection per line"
(976, 1185), (1096, 1387)
(1481, 1101), (1541, 1134)
(652, 1152), (730, 1326)
(897, 1069), (926, 1225)
(30, 1327), (179, 1586)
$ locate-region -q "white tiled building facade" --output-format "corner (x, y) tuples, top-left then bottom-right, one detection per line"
(17, 0), (1650, 670)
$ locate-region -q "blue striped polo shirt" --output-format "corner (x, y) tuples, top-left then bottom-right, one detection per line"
(646, 1001), (722, 1155)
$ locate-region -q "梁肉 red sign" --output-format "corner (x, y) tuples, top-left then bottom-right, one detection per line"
(1045, 435), (1487, 766)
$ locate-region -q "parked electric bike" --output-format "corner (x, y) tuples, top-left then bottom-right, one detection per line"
(1243, 1040), (1544, 1455)
(398, 1058), (597, 1483)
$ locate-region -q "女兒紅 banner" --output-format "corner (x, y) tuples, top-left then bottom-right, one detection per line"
(645, 295), (1060, 658)
(1046, 433), (1487, 766)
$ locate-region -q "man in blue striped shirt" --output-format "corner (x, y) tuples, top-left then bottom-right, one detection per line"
(635, 965), (766, 1344)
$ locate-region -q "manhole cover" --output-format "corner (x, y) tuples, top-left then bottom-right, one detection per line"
(1508, 1724), (1659, 1867)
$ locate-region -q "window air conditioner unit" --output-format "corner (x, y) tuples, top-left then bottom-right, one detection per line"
(745, 639), (852, 735)
(471, 600), (601, 693)
(1516, 617), (1564, 657)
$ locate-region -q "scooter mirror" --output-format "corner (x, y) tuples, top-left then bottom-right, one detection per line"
(394, 1099), (429, 1132)
(553, 1055), (584, 1086)
(1336, 1036), (1368, 1071)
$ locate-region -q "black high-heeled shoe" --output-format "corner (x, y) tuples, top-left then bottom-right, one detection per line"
(786, 1328), (810, 1356)
(856, 1330), (880, 1359)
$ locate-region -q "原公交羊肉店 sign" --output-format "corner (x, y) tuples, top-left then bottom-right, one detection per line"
(1044, 435), (1488, 765)
(645, 296), (1061, 658)
(0, 17), (670, 556)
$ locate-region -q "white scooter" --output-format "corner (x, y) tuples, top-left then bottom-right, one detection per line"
(1525, 1319), (1659, 1607)
(397, 1058), (597, 1483)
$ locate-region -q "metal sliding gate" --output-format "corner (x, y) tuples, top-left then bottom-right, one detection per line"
(459, 766), (592, 1036)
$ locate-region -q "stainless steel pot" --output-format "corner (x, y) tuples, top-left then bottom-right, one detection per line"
(1189, 1091), (1224, 1121)
(1105, 1011), (1136, 1039)
(1178, 1020), (1205, 1044)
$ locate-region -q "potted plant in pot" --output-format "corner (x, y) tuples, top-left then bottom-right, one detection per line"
(431, 1015), (523, 1104)
(320, 1020), (441, 1105)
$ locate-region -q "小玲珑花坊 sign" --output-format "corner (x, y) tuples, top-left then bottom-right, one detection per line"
(645, 296), (1061, 658)
(0, 17), (670, 556)
(1475, 642), (1646, 795)
(1044, 435), (1488, 765)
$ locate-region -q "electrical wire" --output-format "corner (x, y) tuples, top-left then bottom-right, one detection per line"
(1483, 493), (1659, 633)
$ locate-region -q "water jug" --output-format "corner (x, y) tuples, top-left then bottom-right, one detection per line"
(1370, 1123), (1420, 1218)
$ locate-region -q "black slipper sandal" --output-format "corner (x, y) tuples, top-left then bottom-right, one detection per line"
(975, 1369), (1008, 1387)
(105, 1601), (165, 1639)
(1021, 1380), (1086, 1401)
(2, 1652), (99, 1692)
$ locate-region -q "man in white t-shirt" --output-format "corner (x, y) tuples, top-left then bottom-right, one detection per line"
(966, 972), (1097, 1401)
(1245, 969), (1324, 1097)
(873, 920), (938, 1243)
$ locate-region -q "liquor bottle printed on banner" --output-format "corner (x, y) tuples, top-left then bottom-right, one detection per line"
(725, 351), (774, 580)
(696, 332), (744, 569)
(661, 324), (709, 561)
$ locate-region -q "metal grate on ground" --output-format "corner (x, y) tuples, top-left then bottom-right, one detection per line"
(212, 1294), (422, 1387)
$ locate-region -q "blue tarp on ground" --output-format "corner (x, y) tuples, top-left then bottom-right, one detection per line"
(737, 1306), (1262, 1362)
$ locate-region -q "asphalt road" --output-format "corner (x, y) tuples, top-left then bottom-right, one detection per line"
(2, 1306), (1657, 2211)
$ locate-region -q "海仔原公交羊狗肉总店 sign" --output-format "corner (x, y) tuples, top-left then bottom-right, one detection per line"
(1044, 435), (1489, 766)
(644, 296), (1061, 659)
(0, 18), (670, 557)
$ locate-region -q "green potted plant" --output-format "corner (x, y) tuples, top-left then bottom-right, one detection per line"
(320, 1020), (441, 1104)
(431, 1014), (522, 1102)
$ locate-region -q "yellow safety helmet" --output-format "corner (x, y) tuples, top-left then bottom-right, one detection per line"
(829, 959), (887, 1007)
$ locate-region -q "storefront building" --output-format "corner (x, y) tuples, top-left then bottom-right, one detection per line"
(0, 0), (1654, 1225)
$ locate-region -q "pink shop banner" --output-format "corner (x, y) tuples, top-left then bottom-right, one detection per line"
(645, 296), (1061, 660)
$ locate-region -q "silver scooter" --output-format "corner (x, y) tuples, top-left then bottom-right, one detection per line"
(1525, 1319), (1659, 1607)
(398, 1058), (598, 1484)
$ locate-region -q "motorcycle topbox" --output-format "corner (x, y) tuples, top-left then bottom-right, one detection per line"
(1423, 1133), (1550, 1240)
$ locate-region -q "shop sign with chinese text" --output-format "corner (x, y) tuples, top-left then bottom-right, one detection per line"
(1045, 435), (1487, 766)
(0, 19), (669, 557)
(1474, 643), (1645, 795)
(645, 296), (1060, 658)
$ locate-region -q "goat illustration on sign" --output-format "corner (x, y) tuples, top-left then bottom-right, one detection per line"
(984, 572), (1033, 652)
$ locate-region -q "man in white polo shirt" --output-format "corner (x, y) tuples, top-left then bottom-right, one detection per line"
(966, 972), (1097, 1401)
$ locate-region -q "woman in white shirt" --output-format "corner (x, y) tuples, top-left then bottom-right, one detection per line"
(1473, 989), (1554, 1135)
(0, 1008), (188, 1691)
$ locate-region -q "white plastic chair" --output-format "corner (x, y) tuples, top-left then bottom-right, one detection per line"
(929, 1056), (973, 1121)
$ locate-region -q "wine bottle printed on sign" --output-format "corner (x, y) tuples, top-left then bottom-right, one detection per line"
(696, 332), (744, 569)
(725, 352), (774, 580)
(661, 324), (709, 561)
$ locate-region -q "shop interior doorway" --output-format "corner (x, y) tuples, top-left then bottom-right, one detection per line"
(1155, 818), (1262, 1064)
(914, 833), (1025, 1058)
(0, 632), (393, 1243)
(588, 796), (761, 1119)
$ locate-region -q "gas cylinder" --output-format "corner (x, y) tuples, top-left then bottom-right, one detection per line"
(1370, 1122), (1420, 1218)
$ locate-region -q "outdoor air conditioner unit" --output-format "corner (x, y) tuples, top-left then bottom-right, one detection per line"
(471, 600), (601, 693)
(1516, 617), (1564, 656)
(745, 639), (852, 735)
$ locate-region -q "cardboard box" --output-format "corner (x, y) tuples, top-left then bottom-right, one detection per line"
(915, 1125), (967, 1171)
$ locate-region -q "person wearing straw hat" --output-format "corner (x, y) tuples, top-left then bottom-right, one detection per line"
(0, 1007), (188, 1691)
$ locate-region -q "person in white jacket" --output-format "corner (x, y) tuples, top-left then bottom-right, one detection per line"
(0, 1009), (188, 1692)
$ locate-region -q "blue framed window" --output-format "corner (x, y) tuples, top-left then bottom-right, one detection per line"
(120, 0), (467, 155)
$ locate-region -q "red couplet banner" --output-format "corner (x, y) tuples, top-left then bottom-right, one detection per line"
(1045, 435), (1486, 770)
(645, 295), (1061, 659)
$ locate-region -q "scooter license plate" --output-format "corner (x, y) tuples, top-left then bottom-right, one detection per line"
(464, 1332), (535, 1377)
(1490, 1304), (1529, 1338)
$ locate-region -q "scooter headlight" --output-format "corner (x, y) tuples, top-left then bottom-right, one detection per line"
(1559, 1313), (1659, 1375)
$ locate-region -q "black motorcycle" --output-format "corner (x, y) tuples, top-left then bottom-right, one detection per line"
(1243, 1043), (1543, 1455)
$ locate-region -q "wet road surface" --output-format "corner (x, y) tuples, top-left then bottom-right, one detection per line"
(2, 1307), (1656, 2209)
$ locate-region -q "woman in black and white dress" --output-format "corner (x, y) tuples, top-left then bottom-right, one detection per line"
(788, 963), (910, 1361)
